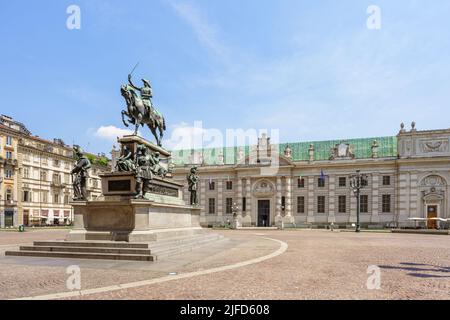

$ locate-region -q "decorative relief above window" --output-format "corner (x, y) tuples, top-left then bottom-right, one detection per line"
(420, 175), (446, 187)
(253, 180), (274, 196)
(419, 139), (449, 153)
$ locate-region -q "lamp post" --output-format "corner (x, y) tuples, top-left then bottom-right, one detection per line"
(350, 170), (368, 233)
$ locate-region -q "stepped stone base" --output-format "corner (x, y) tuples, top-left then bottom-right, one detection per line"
(5, 233), (225, 261)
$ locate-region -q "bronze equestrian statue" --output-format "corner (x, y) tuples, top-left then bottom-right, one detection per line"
(121, 74), (166, 147)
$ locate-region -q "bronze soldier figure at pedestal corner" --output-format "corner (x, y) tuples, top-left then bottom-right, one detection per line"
(187, 167), (199, 206)
(71, 146), (91, 201)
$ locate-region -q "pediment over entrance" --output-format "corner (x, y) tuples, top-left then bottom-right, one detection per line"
(420, 175), (447, 187)
(422, 190), (445, 202)
(253, 179), (275, 197)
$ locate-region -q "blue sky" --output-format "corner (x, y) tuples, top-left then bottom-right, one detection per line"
(1, 0), (449, 154)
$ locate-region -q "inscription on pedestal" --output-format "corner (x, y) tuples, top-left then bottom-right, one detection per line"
(148, 183), (178, 197)
(108, 180), (131, 192)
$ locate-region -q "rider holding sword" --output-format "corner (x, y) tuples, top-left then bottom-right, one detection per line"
(127, 74), (161, 119)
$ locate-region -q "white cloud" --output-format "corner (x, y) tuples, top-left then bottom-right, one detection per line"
(167, 0), (230, 64)
(94, 125), (134, 142)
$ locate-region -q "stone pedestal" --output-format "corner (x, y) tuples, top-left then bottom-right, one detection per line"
(68, 199), (202, 242)
(282, 215), (296, 228)
(67, 134), (202, 243)
(275, 215), (284, 229)
(118, 135), (172, 175)
(232, 216), (242, 229)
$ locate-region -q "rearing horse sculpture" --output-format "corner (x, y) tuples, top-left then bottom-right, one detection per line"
(120, 84), (166, 147)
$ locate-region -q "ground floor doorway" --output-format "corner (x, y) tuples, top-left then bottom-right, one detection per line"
(427, 205), (438, 229)
(258, 200), (270, 227)
(4, 211), (14, 227)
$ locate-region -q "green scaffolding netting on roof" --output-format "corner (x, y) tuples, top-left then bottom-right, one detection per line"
(279, 136), (398, 161)
(171, 136), (397, 165)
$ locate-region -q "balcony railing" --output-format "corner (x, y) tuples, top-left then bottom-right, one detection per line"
(3, 159), (18, 166)
(50, 182), (66, 189)
(2, 199), (17, 206)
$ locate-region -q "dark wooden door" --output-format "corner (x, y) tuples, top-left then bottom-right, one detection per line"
(4, 211), (14, 227)
(258, 200), (270, 227)
(23, 211), (29, 226)
(427, 205), (438, 229)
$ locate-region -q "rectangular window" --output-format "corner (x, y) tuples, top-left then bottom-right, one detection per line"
(23, 167), (29, 178)
(338, 195), (346, 213)
(297, 178), (305, 188)
(54, 193), (59, 204)
(361, 178), (368, 187)
(208, 198), (216, 214)
(242, 197), (246, 212)
(209, 181), (215, 191)
(6, 188), (12, 201)
(23, 190), (31, 202)
(42, 191), (48, 203)
(40, 170), (47, 181)
(226, 198), (233, 214)
(281, 196), (286, 211)
(6, 151), (12, 159)
(360, 195), (369, 213)
(382, 195), (391, 213)
(6, 136), (12, 146)
(382, 176), (391, 186)
(338, 177), (347, 187)
(297, 196), (305, 214)
(64, 195), (69, 205)
(52, 174), (61, 184)
(5, 169), (13, 178)
(318, 178), (325, 188)
(226, 181), (233, 190)
(317, 196), (325, 213)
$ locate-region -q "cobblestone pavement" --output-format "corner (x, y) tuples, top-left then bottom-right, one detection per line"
(1, 229), (449, 300)
(0, 229), (69, 247)
(0, 230), (278, 300)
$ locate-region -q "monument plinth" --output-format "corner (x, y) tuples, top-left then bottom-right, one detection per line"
(67, 134), (202, 242)
(68, 199), (201, 242)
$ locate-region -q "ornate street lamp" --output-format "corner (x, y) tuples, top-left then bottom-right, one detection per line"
(349, 170), (368, 233)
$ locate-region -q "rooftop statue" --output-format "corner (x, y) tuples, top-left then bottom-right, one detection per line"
(121, 72), (166, 147)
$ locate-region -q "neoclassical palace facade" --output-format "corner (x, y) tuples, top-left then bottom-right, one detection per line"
(172, 124), (450, 229)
